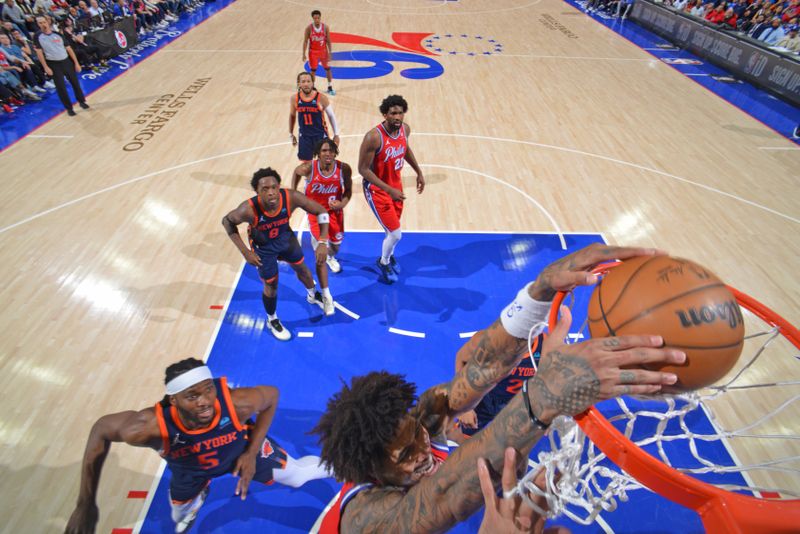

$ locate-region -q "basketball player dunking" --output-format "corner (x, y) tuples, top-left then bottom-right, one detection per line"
(302, 9), (335, 95)
(291, 138), (353, 275)
(358, 94), (425, 284)
(290, 72), (340, 163)
(222, 167), (334, 340)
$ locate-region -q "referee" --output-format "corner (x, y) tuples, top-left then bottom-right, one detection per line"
(33, 15), (89, 116)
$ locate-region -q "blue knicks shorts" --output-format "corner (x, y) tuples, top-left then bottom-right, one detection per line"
(298, 133), (327, 161)
(255, 233), (305, 283)
(169, 435), (288, 502)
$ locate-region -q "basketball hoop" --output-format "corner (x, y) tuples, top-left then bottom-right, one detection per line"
(516, 262), (800, 533)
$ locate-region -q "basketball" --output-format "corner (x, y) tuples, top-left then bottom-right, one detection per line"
(587, 255), (745, 390)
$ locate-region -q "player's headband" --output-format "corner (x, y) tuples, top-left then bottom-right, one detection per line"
(166, 366), (213, 395)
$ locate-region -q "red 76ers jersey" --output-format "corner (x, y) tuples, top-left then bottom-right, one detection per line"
(305, 160), (344, 209)
(369, 123), (407, 191)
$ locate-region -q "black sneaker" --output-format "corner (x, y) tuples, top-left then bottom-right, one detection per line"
(376, 259), (398, 283)
(79, 101), (90, 109)
(389, 255), (401, 275)
(67, 108), (76, 116)
(267, 318), (291, 341)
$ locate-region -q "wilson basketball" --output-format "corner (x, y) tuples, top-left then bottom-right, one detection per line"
(587, 255), (744, 390)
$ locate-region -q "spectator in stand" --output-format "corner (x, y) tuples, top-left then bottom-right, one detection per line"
(705, 3), (726, 23)
(0, 49), (41, 100)
(31, 0), (54, 16)
(61, 16), (108, 69)
(782, 0), (800, 22)
(3, 0), (30, 36)
(741, 10), (763, 32)
(32, 14), (88, 115)
(775, 24), (800, 50)
(691, 2), (709, 17)
(731, 0), (748, 17)
(749, 13), (772, 37)
(683, 0), (699, 14)
(758, 17), (786, 44)
(112, 0), (132, 19)
(672, 0), (688, 11)
(720, 7), (738, 27)
(0, 32), (46, 91)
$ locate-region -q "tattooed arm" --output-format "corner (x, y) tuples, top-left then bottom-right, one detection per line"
(445, 243), (666, 416)
(341, 308), (685, 534)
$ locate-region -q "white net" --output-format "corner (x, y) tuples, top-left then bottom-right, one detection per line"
(514, 293), (800, 526)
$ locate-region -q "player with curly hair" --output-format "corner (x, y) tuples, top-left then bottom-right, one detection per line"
(312, 244), (687, 533)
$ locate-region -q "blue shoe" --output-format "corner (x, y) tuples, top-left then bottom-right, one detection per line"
(377, 259), (398, 283)
(389, 255), (401, 275)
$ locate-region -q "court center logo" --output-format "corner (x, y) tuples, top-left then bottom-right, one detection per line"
(304, 32), (503, 81)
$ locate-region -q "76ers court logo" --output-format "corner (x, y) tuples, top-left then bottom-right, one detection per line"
(305, 32), (444, 80)
(114, 30), (128, 49)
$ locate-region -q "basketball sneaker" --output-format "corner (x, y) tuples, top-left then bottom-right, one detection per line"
(389, 255), (401, 275)
(326, 255), (342, 273)
(322, 295), (335, 316)
(307, 290), (324, 306)
(377, 259), (398, 283)
(327, 87), (336, 96)
(793, 125), (800, 138)
(174, 485), (209, 533)
(267, 318), (291, 341)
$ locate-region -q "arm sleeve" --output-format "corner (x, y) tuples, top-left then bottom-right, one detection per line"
(324, 104), (340, 136)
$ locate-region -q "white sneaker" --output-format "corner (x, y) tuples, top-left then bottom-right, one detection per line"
(33, 86), (47, 93)
(326, 255), (341, 273)
(174, 486), (209, 533)
(322, 295), (335, 316)
(267, 318), (292, 341)
(44, 80), (55, 89)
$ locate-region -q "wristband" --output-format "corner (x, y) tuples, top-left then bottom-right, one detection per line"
(522, 379), (550, 430)
(500, 282), (551, 339)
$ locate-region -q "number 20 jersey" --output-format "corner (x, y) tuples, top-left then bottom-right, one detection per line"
(367, 123), (406, 191)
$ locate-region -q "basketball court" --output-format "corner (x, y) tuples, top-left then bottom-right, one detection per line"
(1, 1), (798, 532)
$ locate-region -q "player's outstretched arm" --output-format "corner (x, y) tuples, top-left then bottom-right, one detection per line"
(65, 409), (161, 534)
(343, 309), (683, 534)
(291, 161), (312, 191)
(222, 202), (262, 267)
(231, 386), (279, 500)
(446, 243), (667, 416)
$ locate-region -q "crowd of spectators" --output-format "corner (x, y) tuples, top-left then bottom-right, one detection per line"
(0, 0), (209, 116)
(667, 0), (800, 53)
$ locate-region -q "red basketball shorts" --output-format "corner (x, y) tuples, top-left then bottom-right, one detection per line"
(364, 184), (403, 232)
(308, 210), (344, 245)
(309, 51), (329, 70)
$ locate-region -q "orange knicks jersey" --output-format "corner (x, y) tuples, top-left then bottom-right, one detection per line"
(309, 23), (327, 53)
(305, 160), (344, 210)
(369, 123), (407, 191)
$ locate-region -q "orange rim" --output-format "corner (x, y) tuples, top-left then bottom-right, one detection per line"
(548, 265), (800, 534)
